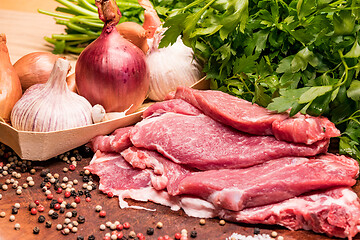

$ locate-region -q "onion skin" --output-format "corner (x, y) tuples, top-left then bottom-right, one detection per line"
(0, 34), (22, 124)
(76, 0), (149, 114)
(116, 22), (150, 53)
(66, 73), (77, 93)
(13, 52), (60, 92)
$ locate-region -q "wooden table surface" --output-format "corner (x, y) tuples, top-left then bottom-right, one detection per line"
(1, 2), (360, 240)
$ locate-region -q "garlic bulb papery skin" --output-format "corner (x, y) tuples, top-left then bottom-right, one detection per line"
(146, 30), (202, 101)
(10, 58), (93, 132)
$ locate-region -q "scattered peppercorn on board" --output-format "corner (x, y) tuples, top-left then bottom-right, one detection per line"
(0, 143), (347, 240)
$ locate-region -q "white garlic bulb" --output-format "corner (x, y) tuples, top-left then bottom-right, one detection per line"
(146, 32), (202, 101)
(10, 58), (93, 132)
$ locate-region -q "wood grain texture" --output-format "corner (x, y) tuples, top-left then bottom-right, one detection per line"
(0, 153), (343, 240)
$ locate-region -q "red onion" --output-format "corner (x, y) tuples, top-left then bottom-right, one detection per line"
(75, 0), (149, 114)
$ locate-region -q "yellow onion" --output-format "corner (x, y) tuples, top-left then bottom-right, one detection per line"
(0, 34), (22, 124)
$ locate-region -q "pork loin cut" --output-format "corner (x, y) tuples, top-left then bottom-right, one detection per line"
(90, 126), (133, 153)
(172, 86), (340, 144)
(130, 112), (330, 170)
(120, 147), (359, 211)
(219, 188), (360, 240)
(175, 154), (359, 211)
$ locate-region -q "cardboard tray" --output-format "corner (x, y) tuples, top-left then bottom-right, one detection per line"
(0, 78), (209, 161)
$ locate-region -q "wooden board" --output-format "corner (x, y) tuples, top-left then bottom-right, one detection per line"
(0, 147), (350, 240)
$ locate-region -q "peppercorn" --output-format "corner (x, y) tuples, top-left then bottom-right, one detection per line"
(38, 205), (45, 212)
(38, 215), (46, 223)
(29, 202), (37, 210)
(45, 221), (52, 228)
(78, 215), (85, 223)
(60, 208), (65, 214)
(30, 208), (37, 215)
(174, 233), (181, 240)
(123, 222), (130, 229)
(99, 210), (106, 218)
(156, 222), (163, 229)
(75, 196), (81, 203)
(33, 227), (40, 234)
(11, 207), (18, 215)
(72, 210), (77, 217)
(254, 227), (260, 235)
(54, 203), (61, 210)
(51, 212), (59, 219)
(77, 236), (84, 240)
(88, 234), (95, 240)
(71, 190), (77, 197)
(146, 227), (154, 235)
(190, 231), (197, 238)
(40, 169), (50, 177)
(66, 203), (71, 209)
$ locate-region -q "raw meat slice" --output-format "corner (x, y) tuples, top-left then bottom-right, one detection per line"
(142, 99), (202, 118)
(219, 188), (360, 240)
(121, 147), (192, 193)
(90, 126), (133, 153)
(85, 151), (152, 193)
(272, 113), (341, 145)
(174, 154), (359, 211)
(85, 151), (217, 217)
(172, 86), (340, 144)
(130, 112), (330, 170)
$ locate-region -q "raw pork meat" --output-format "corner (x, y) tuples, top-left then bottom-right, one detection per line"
(120, 148), (359, 211)
(130, 112), (330, 170)
(219, 188), (360, 240)
(174, 154), (358, 211)
(172, 86), (340, 144)
(142, 99), (202, 118)
(121, 146), (191, 193)
(90, 126), (133, 153)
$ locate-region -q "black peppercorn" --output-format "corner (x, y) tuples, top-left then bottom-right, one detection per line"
(88, 234), (95, 240)
(33, 227), (40, 234)
(38, 215), (46, 223)
(75, 153), (82, 161)
(40, 169), (50, 177)
(71, 190), (77, 197)
(66, 203), (71, 209)
(91, 184), (97, 190)
(40, 182), (46, 188)
(77, 215), (85, 224)
(79, 170), (85, 176)
(146, 227), (154, 235)
(190, 231), (197, 238)
(51, 212), (59, 219)
(45, 221), (52, 228)
(72, 210), (77, 217)
(12, 207), (18, 215)
(60, 208), (65, 214)
(77, 236), (84, 240)
(82, 176), (89, 182)
(49, 202), (55, 209)
(254, 227), (260, 235)
(78, 190), (84, 196)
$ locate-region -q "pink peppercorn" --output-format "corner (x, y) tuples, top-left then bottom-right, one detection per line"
(69, 165), (76, 171)
(47, 194), (53, 200)
(174, 233), (181, 240)
(64, 191), (71, 198)
(99, 210), (106, 218)
(30, 208), (37, 215)
(116, 224), (123, 231)
(117, 231), (124, 239)
(158, 237), (164, 240)
(75, 196), (81, 204)
(137, 233), (145, 240)
(85, 197), (91, 202)
(107, 192), (114, 198)
(34, 200), (40, 205)
(103, 236), (110, 240)
(38, 205), (45, 212)
(56, 188), (62, 194)
(57, 197), (63, 204)
(123, 222), (130, 229)
(54, 203), (61, 210)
